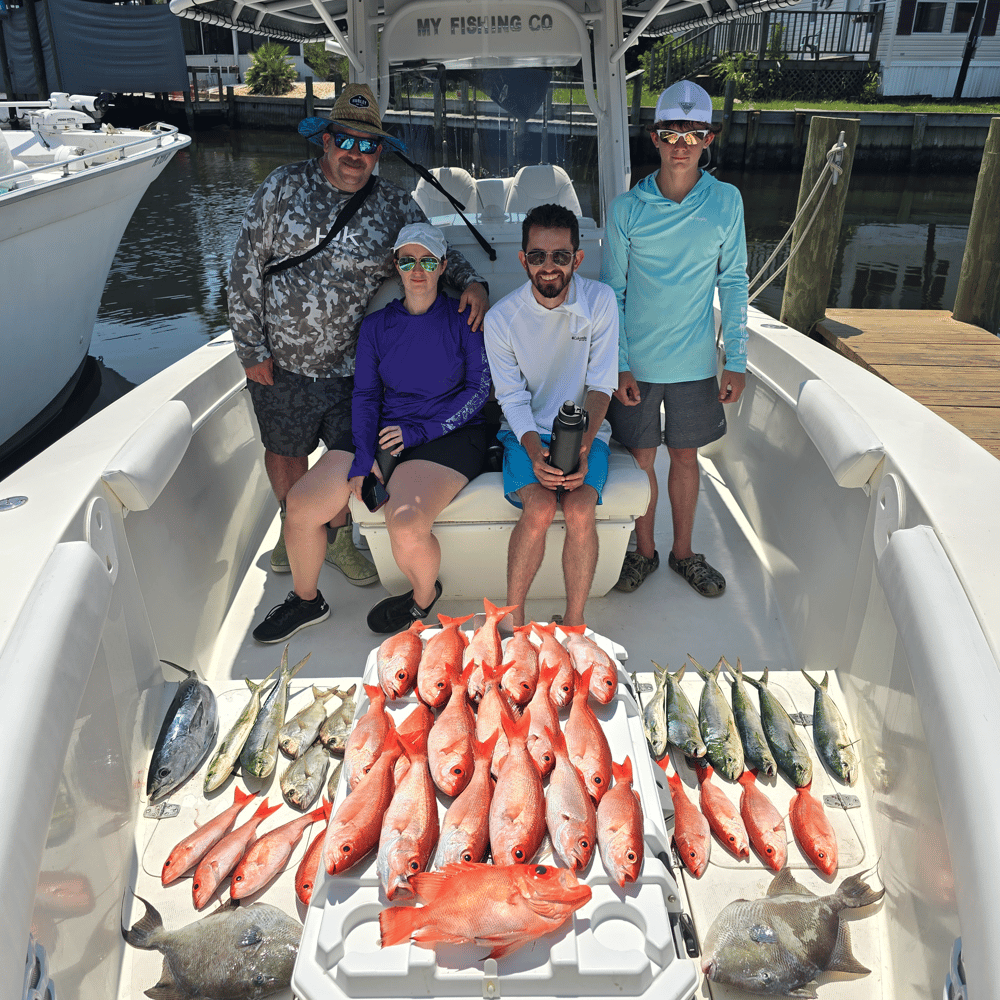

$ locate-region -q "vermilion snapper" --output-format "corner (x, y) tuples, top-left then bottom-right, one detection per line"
(161, 786), (255, 885)
(525, 663), (561, 776)
(737, 770), (787, 871)
(378, 861), (592, 959)
(377, 621), (424, 700)
(597, 757), (644, 887)
(432, 732), (498, 868)
(489, 711), (546, 866)
(564, 666), (613, 804)
(532, 622), (575, 707)
(427, 663), (477, 796)
(324, 731), (402, 875)
(463, 599), (518, 701)
(230, 801), (328, 899)
(656, 756), (711, 878)
(191, 797), (281, 909)
(694, 760), (750, 859)
(414, 613), (473, 707)
(377, 729), (440, 900)
(476, 661), (516, 776)
(393, 701), (435, 785)
(499, 626), (540, 706)
(295, 812), (329, 905)
(344, 683), (394, 790)
(789, 782), (838, 875)
(544, 725), (596, 871)
(560, 625), (618, 703)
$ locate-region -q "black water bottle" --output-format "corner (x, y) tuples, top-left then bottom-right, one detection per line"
(548, 401), (588, 487)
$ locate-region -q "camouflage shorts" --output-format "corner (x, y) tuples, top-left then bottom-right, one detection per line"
(247, 366), (355, 457)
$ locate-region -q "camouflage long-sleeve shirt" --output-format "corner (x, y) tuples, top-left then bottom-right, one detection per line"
(228, 158), (485, 378)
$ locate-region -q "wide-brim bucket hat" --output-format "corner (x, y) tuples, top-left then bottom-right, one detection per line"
(298, 83), (406, 154)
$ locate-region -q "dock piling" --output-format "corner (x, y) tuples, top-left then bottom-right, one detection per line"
(779, 116), (860, 337)
(953, 117), (1000, 335)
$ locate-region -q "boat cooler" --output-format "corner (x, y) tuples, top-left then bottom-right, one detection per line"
(292, 630), (700, 1000)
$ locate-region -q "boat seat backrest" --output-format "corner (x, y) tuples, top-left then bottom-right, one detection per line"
(476, 177), (511, 221)
(504, 164), (582, 216)
(412, 166), (479, 219)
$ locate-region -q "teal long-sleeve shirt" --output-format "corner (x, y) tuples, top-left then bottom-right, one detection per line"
(601, 169), (748, 383)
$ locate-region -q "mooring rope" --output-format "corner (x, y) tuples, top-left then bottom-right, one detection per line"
(747, 132), (848, 305)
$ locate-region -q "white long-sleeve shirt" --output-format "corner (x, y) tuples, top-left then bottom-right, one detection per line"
(484, 275), (619, 444)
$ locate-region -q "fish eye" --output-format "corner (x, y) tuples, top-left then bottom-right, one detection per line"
(626, 851), (637, 862)
(534, 865), (547, 875)
(437, 681), (445, 689)
(765, 847), (774, 855)
(514, 849), (525, 860)
(157, 767), (170, 778)
(452, 766), (464, 775)
(818, 851), (826, 859)
(342, 844), (352, 854)
(234, 874), (243, 883)
(522, 682), (530, 690)
(397, 670), (406, 681)
(462, 852), (473, 862)
(593, 776), (602, 785)
(409, 861), (420, 871)
(580, 839), (589, 849)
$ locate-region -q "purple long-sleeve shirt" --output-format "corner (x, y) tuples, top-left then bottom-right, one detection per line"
(349, 293), (490, 479)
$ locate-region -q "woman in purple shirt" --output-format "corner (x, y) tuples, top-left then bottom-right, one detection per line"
(252, 223), (490, 641)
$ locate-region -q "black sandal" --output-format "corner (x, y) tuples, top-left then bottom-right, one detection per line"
(668, 552), (726, 597)
(367, 580), (442, 634)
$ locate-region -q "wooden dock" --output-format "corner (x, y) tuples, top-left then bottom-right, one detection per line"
(814, 309), (1000, 460)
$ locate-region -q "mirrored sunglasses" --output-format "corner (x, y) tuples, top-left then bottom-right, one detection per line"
(524, 249), (576, 267)
(329, 131), (382, 154)
(396, 255), (441, 272)
(655, 128), (712, 145)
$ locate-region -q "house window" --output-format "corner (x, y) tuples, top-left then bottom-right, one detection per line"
(952, 1), (978, 30)
(913, 0), (947, 29)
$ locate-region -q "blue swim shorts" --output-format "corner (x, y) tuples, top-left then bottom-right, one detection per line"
(498, 430), (610, 508)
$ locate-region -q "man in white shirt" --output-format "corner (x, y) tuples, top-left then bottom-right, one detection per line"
(484, 203), (619, 627)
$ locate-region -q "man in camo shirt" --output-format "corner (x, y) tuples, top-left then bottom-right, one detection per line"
(229, 84), (489, 584)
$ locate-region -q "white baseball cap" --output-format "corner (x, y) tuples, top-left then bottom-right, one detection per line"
(654, 80), (714, 125)
(393, 222), (447, 259)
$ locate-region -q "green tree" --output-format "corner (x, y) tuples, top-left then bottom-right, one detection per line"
(245, 42), (298, 96)
(303, 42), (332, 81)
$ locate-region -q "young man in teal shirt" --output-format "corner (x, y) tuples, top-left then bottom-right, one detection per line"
(601, 80), (748, 596)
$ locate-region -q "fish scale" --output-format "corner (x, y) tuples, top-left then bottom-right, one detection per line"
(690, 655), (744, 781)
(662, 662), (706, 759)
(744, 668), (813, 788)
(802, 669), (859, 785)
(723, 656), (777, 778)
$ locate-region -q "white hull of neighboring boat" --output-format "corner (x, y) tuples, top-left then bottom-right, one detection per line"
(0, 108), (190, 458)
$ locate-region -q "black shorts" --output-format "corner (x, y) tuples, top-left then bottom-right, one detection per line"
(247, 366), (354, 457)
(608, 376), (727, 450)
(389, 424), (489, 483)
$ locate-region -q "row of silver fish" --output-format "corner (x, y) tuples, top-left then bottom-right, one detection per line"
(641, 657), (858, 787)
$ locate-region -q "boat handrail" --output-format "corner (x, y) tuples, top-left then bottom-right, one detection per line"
(0, 121), (185, 192)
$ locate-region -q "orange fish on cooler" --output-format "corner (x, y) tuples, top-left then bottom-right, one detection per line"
(564, 666), (613, 804)
(377, 729), (440, 900)
(597, 757), (644, 887)
(230, 801), (328, 899)
(433, 733), (498, 868)
(378, 861), (592, 959)
(427, 663), (476, 796)
(344, 683), (394, 790)
(499, 626), (540, 706)
(789, 782), (838, 875)
(656, 757), (711, 878)
(525, 663), (561, 776)
(737, 770), (787, 871)
(295, 807), (330, 905)
(532, 622), (575, 707)
(463, 598), (518, 701)
(544, 725), (596, 871)
(378, 621), (424, 700)
(490, 711), (546, 866)
(393, 700), (435, 785)
(191, 797), (282, 909)
(694, 760), (750, 859)
(161, 786), (255, 885)
(560, 625), (618, 704)
(414, 613), (473, 707)
(324, 731), (403, 875)
(476, 660), (517, 776)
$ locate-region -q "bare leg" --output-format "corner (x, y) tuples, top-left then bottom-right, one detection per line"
(284, 449), (354, 600)
(507, 484), (558, 627)
(628, 446), (659, 560)
(382, 460), (468, 609)
(560, 485), (599, 626)
(666, 446), (700, 560)
(265, 449), (348, 528)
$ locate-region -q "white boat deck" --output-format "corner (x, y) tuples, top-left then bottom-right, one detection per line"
(122, 445), (888, 1000)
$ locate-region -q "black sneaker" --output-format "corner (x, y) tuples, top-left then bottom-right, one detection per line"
(253, 591), (330, 643)
(367, 581), (442, 634)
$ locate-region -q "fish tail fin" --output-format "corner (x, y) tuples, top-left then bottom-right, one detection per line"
(363, 683), (383, 703)
(411, 620), (431, 635)
(531, 621), (555, 636)
(801, 669), (821, 691)
(439, 612), (475, 628)
(612, 756), (633, 786)
(686, 654), (708, 680)
(396, 727), (427, 759)
(122, 894), (163, 950)
(307, 803), (328, 824)
(672, 663), (687, 683)
(254, 797), (283, 821)
(561, 623), (587, 634)
(288, 651), (312, 680)
(379, 905), (422, 948)
(545, 722), (566, 755)
(477, 731), (500, 761)
(836, 873), (885, 909)
(576, 665), (594, 699)
(234, 786), (255, 808)
(540, 663), (560, 686)
(719, 656), (737, 681)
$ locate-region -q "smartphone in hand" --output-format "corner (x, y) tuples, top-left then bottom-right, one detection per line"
(361, 473), (390, 512)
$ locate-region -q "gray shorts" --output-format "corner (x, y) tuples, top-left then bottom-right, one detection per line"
(247, 366), (354, 457)
(608, 376), (727, 451)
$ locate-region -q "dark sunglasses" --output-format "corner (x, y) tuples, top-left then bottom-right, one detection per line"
(524, 249), (576, 267)
(328, 131), (382, 154)
(655, 128), (712, 145)
(396, 255), (441, 272)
